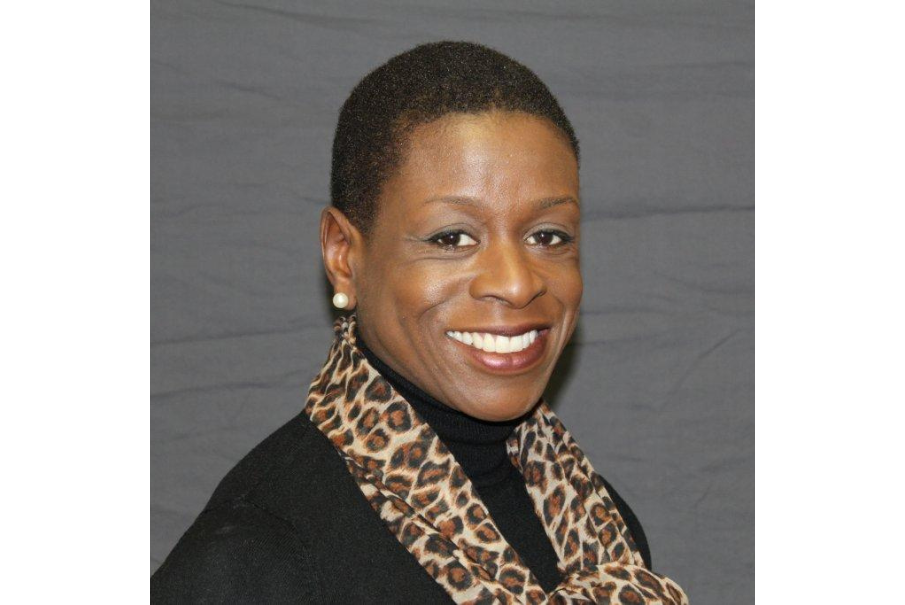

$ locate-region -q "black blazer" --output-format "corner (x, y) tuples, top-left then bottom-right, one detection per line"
(151, 413), (650, 604)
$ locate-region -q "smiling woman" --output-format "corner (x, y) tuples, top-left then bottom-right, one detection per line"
(325, 111), (582, 422)
(152, 42), (688, 604)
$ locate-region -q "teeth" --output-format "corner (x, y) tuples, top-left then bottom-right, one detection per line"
(481, 335), (494, 353)
(445, 329), (541, 353)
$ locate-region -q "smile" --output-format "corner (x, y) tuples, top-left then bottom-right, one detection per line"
(444, 327), (550, 373)
(445, 330), (538, 353)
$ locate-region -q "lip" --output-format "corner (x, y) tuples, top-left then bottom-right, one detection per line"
(446, 327), (551, 374)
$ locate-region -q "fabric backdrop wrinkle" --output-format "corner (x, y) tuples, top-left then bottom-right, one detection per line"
(151, 2), (754, 603)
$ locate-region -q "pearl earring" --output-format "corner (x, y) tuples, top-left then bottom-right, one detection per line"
(332, 292), (349, 309)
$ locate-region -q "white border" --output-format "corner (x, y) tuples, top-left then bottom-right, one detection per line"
(1, 3), (148, 600)
(758, 2), (904, 602)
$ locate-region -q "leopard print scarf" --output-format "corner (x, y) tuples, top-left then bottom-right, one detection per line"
(305, 316), (688, 604)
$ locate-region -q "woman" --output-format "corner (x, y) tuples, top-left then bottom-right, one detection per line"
(152, 41), (688, 604)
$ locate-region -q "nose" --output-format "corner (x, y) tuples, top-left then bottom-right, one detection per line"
(469, 239), (546, 309)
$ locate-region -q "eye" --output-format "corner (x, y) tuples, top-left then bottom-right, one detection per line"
(428, 230), (478, 249)
(526, 230), (573, 247)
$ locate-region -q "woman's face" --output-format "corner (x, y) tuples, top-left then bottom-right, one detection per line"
(346, 111), (581, 421)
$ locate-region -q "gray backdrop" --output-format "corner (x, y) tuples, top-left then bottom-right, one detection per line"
(151, 1), (753, 603)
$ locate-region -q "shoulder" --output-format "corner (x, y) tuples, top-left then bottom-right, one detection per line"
(153, 412), (451, 603)
(151, 500), (322, 603)
(201, 412), (322, 510)
(598, 475), (652, 570)
(152, 414), (335, 603)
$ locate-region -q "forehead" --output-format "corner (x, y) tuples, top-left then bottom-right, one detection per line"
(378, 111), (579, 220)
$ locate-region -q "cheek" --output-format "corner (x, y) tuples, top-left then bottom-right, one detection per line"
(568, 271), (584, 306)
(391, 264), (469, 314)
(547, 263), (583, 309)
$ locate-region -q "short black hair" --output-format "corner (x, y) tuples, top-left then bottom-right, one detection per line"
(330, 41), (580, 234)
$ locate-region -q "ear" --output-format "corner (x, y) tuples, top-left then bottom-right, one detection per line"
(320, 206), (362, 310)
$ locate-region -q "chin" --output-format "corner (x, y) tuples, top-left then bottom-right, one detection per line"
(458, 392), (542, 422)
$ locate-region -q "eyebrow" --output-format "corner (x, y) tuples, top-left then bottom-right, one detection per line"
(423, 195), (579, 209)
